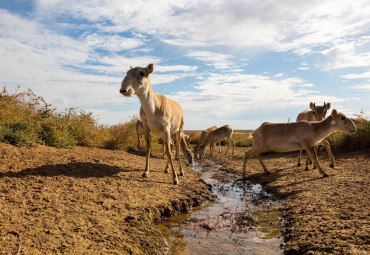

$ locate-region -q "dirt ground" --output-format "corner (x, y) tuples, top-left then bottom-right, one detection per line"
(1, 142), (369, 254)
(210, 146), (370, 254)
(0, 143), (214, 254)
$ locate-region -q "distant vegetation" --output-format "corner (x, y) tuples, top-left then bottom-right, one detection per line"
(0, 87), (161, 151)
(0, 87), (368, 152)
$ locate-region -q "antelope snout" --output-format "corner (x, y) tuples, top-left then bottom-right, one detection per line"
(120, 89), (127, 94)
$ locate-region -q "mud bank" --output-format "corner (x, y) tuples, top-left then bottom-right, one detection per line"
(0, 143), (215, 254)
(210, 147), (370, 254)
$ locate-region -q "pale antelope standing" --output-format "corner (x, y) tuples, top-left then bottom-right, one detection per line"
(120, 64), (193, 185)
(198, 125), (234, 158)
(242, 109), (356, 178)
(296, 102), (334, 169)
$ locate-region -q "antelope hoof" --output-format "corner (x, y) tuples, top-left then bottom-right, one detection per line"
(297, 163), (301, 167)
(312, 165), (317, 170)
(304, 167), (309, 171)
(142, 172), (148, 178)
(173, 179), (179, 185)
(329, 164), (335, 169)
(264, 171), (271, 175)
(164, 169), (168, 174)
(322, 173), (329, 178)
(179, 172), (184, 176)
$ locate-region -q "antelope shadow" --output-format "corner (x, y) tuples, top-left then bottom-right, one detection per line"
(0, 162), (141, 179)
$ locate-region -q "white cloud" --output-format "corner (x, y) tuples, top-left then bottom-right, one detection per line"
(1, 1), (369, 128)
(185, 50), (234, 69)
(155, 65), (198, 72)
(275, 73), (284, 77)
(86, 33), (144, 52)
(342, 71), (370, 80)
(167, 73), (341, 124)
(322, 40), (370, 69)
(34, 0), (370, 55)
(150, 73), (195, 85)
(0, 9), (193, 114)
(88, 109), (140, 125)
(353, 84), (370, 90)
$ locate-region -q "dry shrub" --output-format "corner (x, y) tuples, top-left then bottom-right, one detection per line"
(0, 87), (46, 146)
(0, 87), (111, 148)
(103, 116), (162, 152)
(103, 116), (139, 150)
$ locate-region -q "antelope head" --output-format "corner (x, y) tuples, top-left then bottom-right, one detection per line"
(120, 63), (154, 97)
(309, 102), (331, 121)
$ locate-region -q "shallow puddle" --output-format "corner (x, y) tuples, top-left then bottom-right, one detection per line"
(156, 159), (283, 255)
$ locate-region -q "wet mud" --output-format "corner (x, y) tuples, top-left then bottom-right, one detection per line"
(157, 160), (283, 255)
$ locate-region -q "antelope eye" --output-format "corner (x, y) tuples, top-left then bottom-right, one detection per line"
(341, 117), (345, 120)
(139, 72), (145, 76)
(313, 112), (316, 115)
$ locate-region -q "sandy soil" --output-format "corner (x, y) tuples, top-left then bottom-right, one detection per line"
(1, 141), (369, 254)
(210, 146), (370, 254)
(0, 143), (214, 254)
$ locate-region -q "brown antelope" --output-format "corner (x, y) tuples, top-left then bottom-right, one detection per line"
(242, 109), (356, 178)
(296, 102), (333, 169)
(120, 63), (193, 185)
(198, 125), (234, 158)
(195, 126), (222, 155)
(135, 120), (145, 150)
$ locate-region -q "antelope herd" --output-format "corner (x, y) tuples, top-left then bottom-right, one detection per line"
(121, 63), (357, 184)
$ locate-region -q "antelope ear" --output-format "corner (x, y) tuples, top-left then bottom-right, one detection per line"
(326, 102), (331, 109)
(130, 66), (133, 70)
(309, 102), (315, 110)
(331, 109), (338, 117)
(146, 63), (154, 76)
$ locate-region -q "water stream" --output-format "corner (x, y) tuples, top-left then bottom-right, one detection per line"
(156, 159), (283, 255)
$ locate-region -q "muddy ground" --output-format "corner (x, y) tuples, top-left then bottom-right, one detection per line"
(210, 146), (369, 254)
(0, 143), (214, 254)
(1, 142), (369, 254)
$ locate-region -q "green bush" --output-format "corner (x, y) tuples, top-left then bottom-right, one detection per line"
(1, 120), (37, 147)
(0, 87), (111, 148)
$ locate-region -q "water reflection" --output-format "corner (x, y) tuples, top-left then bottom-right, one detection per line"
(156, 160), (283, 255)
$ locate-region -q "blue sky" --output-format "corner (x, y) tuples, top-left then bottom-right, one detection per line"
(0, 0), (369, 130)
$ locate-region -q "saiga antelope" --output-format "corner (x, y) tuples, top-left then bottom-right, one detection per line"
(242, 109), (356, 178)
(198, 125), (234, 158)
(194, 126), (222, 156)
(120, 64), (193, 185)
(296, 102), (334, 169)
(135, 120), (145, 150)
